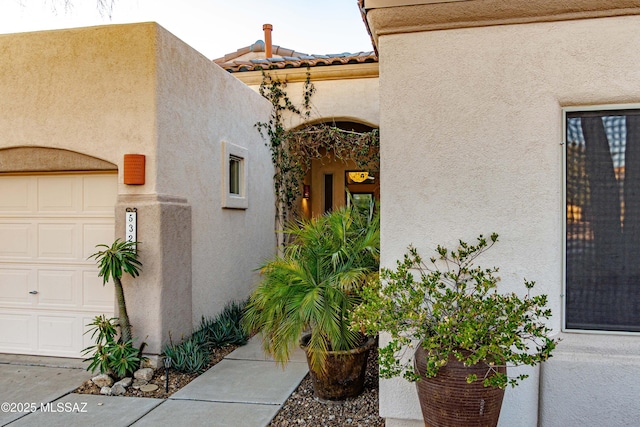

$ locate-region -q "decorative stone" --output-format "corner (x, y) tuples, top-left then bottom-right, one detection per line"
(139, 384), (158, 392)
(114, 377), (132, 388)
(100, 386), (112, 396)
(132, 378), (148, 389)
(134, 368), (154, 381)
(92, 374), (114, 388)
(111, 383), (126, 396)
(141, 355), (162, 370)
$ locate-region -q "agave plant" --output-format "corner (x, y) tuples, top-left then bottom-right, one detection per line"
(89, 239), (141, 343)
(243, 201), (380, 374)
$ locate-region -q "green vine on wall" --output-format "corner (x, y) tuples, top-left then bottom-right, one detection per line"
(256, 70), (380, 235)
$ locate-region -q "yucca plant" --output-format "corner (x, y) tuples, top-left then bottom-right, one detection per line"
(242, 200), (380, 375)
(89, 239), (141, 343)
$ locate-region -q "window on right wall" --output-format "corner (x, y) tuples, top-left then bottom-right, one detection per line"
(565, 107), (640, 332)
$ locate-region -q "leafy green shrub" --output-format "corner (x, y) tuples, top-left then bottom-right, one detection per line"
(82, 315), (142, 379)
(352, 233), (557, 389)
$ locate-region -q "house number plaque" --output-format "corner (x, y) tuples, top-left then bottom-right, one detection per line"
(126, 208), (137, 249)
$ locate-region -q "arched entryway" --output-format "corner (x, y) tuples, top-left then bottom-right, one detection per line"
(300, 121), (379, 218)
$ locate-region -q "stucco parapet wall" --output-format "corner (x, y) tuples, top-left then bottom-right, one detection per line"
(230, 62), (379, 86)
(363, 0), (640, 42)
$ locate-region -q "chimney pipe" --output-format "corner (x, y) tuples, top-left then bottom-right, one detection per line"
(263, 23), (273, 58)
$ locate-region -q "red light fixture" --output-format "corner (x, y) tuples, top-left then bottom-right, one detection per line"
(124, 154), (145, 185)
(303, 184), (310, 199)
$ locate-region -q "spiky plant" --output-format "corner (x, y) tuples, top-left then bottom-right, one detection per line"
(89, 239), (141, 343)
(243, 201), (379, 375)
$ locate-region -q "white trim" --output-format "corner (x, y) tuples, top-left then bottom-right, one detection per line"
(221, 141), (248, 210)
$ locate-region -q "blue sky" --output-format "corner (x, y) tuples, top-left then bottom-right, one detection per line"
(1, 0), (373, 59)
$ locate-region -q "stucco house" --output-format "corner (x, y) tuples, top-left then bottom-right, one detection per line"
(0, 22), (275, 359)
(214, 25), (380, 218)
(360, 0), (640, 426)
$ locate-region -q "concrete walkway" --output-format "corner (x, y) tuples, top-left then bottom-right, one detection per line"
(0, 337), (308, 427)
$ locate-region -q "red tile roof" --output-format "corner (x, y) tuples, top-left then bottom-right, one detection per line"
(213, 39), (377, 73)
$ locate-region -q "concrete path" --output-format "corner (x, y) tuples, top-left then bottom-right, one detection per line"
(0, 336), (308, 427)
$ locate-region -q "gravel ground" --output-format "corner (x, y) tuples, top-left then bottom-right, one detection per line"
(268, 347), (384, 427)
(77, 343), (384, 426)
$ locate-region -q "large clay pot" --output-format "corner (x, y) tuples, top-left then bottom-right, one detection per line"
(300, 334), (375, 401)
(414, 346), (506, 427)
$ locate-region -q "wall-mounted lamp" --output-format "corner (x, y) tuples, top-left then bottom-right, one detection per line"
(303, 184), (311, 199)
(124, 154), (146, 185)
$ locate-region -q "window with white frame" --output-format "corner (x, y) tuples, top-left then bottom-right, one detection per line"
(222, 141), (248, 209)
(565, 107), (640, 332)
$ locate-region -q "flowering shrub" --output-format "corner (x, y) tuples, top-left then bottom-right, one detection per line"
(351, 233), (557, 388)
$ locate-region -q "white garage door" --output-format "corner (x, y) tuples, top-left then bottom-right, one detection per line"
(0, 173), (117, 358)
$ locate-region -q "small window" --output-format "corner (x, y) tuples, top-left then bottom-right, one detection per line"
(565, 107), (640, 332)
(229, 155), (242, 195)
(222, 142), (248, 209)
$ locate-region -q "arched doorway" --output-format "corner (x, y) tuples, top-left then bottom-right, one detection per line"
(300, 121), (379, 218)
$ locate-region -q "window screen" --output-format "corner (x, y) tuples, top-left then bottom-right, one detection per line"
(566, 110), (640, 332)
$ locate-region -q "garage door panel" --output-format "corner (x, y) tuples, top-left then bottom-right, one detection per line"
(82, 271), (114, 310)
(37, 223), (78, 259)
(0, 176), (35, 212)
(83, 175), (117, 213)
(37, 176), (81, 213)
(37, 315), (81, 354)
(0, 223), (33, 258)
(0, 313), (34, 352)
(37, 269), (78, 308)
(0, 268), (34, 306)
(83, 223), (116, 259)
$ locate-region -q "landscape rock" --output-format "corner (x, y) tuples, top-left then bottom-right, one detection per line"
(111, 383), (127, 396)
(114, 377), (132, 388)
(141, 355), (161, 369)
(139, 384), (159, 392)
(134, 368), (154, 381)
(132, 378), (148, 389)
(100, 386), (112, 396)
(92, 374), (114, 388)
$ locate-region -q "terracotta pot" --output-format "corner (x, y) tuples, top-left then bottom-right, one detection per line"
(300, 334), (375, 401)
(414, 346), (506, 427)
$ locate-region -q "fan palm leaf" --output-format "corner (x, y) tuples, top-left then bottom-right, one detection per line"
(243, 200), (379, 374)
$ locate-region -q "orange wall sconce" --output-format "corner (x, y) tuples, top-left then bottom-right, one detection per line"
(303, 184), (311, 199)
(124, 154), (145, 185)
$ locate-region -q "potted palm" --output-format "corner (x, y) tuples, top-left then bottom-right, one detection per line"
(242, 202), (379, 400)
(352, 233), (557, 426)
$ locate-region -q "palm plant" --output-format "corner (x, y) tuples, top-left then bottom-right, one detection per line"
(243, 201), (380, 375)
(89, 239), (141, 343)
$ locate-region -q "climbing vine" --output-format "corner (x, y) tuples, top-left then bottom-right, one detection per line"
(256, 70), (380, 239)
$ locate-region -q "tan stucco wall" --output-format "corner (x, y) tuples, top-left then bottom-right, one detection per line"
(152, 25), (275, 327)
(240, 67), (380, 130)
(375, 14), (640, 427)
(0, 24), (158, 185)
(0, 23), (274, 354)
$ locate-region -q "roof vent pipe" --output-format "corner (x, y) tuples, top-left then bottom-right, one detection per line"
(263, 23), (273, 58)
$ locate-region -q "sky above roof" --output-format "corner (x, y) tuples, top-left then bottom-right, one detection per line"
(1, 0), (373, 60)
